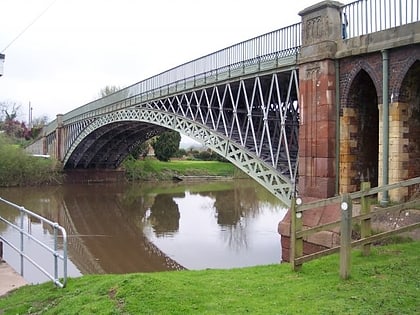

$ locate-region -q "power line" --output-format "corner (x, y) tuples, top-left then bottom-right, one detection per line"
(1, 0), (58, 53)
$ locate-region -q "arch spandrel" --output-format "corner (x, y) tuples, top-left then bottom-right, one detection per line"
(340, 60), (382, 108)
(390, 51), (420, 103)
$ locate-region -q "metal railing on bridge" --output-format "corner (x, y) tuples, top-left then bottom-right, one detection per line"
(343, 0), (420, 38)
(44, 22), (302, 134)
(0, 197), (68, 288)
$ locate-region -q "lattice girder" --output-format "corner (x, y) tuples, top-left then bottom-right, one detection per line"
(60, 70), (299, 205)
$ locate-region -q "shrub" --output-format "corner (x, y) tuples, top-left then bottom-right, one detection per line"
(0, 134), (63, 186)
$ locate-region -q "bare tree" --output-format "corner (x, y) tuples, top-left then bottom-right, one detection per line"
(99, 85), (120, 97)
(31, 115), (49, 128)
(0, 100), (21, 122)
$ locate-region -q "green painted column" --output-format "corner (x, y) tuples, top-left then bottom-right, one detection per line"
(381, 50), (389, 206)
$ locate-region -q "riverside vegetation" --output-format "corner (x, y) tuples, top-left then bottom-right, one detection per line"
(0, 134), (63, 186)
(122, 157), (237, 181)
(0, 131), (237, 186)
(0, 241), (418, 314)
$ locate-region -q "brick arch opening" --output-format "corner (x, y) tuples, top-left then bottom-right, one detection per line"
(401, 60), (420, 184)
(340, 69), (379, 192)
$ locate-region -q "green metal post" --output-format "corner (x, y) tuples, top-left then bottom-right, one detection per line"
(381, 50), (389, 206)
(335, 59), (340, 195)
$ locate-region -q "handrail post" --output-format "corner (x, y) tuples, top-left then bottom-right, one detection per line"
(290, 196), (303, 271)
(340, 194), (352, 280)
(0, 198), (68, 288)
(360, 181), (371, 256)
(61, 226), (68, 288)
(19, 206), (24, 276)
(53, 224), (59, 284)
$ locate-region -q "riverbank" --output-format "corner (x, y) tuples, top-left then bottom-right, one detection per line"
(123, 158), (238, 181)
(0, 241), (418, 314)
(0, 260), (27, 297)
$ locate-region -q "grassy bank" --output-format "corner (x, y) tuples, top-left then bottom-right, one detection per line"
(1, 241), (419, 314)
(123, 158), (237, 181)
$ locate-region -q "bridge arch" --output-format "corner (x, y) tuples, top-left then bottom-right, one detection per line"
(340, 68), (379, 192)
(341, 59), (382, 105)
(390, 49), (420, 103)
(63, 107), (295, 205)
(395, 59), (420, 196)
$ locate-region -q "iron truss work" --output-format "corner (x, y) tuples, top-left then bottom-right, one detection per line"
(63, 70), (299, 206)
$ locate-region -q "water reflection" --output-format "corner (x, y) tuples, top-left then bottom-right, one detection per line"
(0, 179), (287, 283)
(144, 180), (287, 269)
(148, 194), (180, 235)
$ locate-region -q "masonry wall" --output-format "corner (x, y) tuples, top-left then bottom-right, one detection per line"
(338, 45), (420, 199)
(297, 1), (342, 199)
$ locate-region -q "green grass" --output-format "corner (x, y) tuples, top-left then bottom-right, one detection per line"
(146, 160), (234, 175)
(1, 242), (419, 314)
(123, 158), (236, 180)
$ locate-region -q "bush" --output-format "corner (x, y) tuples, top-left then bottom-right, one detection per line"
(151, 131), (181, 161)
(0, 134), (63, 186)
(174, 148), (187, 158)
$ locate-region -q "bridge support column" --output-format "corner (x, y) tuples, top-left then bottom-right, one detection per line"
(297, 1), (343, 199)
(378, 102), (410, 201)
(55, 114), (64, 161)
(278, 1), (345, 261)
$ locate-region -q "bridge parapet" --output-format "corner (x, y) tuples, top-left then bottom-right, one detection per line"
(42, 23), (302, 135)
(337, 20), (420, 57)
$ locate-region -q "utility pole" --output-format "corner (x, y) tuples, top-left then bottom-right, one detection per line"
(28, 101), (33, 129)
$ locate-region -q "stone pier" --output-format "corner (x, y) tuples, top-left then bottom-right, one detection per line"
(279, 1), (344, 253)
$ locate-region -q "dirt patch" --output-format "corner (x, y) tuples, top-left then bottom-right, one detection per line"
(371, 208), (420, 240)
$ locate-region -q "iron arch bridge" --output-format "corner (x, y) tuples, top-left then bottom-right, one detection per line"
(28, 23), (302, 206)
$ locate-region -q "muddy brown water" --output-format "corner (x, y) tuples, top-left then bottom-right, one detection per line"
(0, 179), (287, 284)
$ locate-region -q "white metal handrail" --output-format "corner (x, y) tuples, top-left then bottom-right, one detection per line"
(0, 197), (67, 288)
(342, 0), (420, 38)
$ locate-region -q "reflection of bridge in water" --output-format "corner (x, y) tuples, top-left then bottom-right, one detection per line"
(1, 180), (284, 275)
(47, 186), (185, 274)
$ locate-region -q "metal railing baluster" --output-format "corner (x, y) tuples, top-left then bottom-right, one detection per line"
(0, 197), (68, 288)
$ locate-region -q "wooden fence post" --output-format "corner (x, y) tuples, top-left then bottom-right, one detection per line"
(340, 194), (352, 280)
(290, 196), (303, 271)
(360, 181), (371, 256)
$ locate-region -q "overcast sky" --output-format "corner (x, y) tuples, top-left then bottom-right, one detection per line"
(1, 0), (322, 123)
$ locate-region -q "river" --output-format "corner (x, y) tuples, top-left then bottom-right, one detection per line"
(0, 179), (287, 284)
